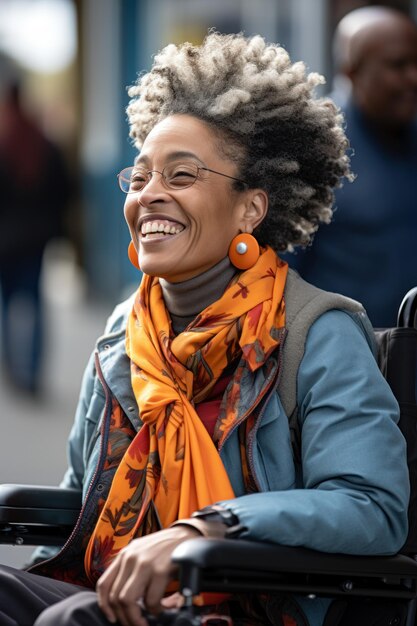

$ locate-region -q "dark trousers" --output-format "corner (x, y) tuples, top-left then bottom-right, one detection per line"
(0, 565), (114, 626)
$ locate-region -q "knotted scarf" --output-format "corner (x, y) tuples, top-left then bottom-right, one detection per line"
(84, 246), (288, 582)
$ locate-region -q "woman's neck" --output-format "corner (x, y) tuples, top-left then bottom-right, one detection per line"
(159, 258), (236, 334)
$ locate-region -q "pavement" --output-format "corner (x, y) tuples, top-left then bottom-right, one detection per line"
(0, 248), (111, 568)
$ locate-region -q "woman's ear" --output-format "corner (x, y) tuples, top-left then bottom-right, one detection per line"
(240, 189), (269, 233)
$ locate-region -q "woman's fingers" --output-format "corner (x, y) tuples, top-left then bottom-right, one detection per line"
(160, 592), (184, 609)
(96, 527), (200, 625)
(107, 563), (141, 626)
(142, 563), (172, 615)
(111, 569), (148, 626)
(96, 560), (120, 624)
(103, 552), (149, 626)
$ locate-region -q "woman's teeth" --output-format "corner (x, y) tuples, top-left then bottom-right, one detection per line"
(141, 221), (183, 236)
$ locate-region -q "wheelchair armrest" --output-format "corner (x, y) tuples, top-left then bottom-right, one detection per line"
(172, 538), (417, 600)
(0, 483), (82, 546)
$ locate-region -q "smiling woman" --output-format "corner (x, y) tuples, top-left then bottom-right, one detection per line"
(0, 32), (410, 626)
(123, 114), (267, 282)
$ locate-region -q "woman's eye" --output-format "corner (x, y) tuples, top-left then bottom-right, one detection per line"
(131, 173), (147, 183)
(129, 172), (147, 188)
(168, 168), (197, 187)
(171, 169), (194, 178)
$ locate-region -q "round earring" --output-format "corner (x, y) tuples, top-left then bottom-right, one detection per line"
(128, 241), (140, 270)
(228, 233), (260, 270)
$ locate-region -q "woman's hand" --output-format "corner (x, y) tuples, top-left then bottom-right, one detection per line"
(96, 525), (200, 626)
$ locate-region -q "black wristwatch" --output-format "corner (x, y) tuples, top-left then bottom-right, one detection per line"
(191, 504), (246, 538)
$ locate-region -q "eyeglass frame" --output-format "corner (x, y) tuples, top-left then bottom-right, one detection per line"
(116, 163), (249, 193)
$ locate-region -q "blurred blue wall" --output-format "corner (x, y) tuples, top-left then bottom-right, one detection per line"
(81, 0), (140, 301)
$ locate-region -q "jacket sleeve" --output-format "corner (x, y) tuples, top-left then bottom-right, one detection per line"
(219, 310), (410, 554)
(59, 295), (134, 492)
(59, 349), (97, 491)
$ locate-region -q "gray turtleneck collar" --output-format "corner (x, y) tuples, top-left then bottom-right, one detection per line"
(159, 257), (237, 334)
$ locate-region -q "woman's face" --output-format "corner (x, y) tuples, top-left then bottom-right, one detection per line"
(124, 114), (259, 282)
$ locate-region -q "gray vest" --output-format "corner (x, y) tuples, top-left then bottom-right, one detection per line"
(279, 268), (376, 459)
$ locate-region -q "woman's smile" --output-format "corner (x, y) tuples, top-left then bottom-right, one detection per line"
(139, 216), (185, 242)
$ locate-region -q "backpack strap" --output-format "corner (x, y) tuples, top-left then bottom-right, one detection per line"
(279, 268), (370, 461)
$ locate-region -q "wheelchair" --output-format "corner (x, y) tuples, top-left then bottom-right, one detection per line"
(1, 287), (417, 626)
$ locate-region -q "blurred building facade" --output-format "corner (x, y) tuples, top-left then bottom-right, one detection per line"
(2, 0), (417, 302)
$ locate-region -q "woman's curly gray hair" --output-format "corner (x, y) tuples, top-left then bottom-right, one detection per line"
(127, 32), (352, 251)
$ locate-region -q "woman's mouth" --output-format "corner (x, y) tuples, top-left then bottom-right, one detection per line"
(140, 220), (185, 240)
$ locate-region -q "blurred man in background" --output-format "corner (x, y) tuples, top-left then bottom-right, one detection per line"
(289, 6), (417, 327)
(0, 76), (71, 395)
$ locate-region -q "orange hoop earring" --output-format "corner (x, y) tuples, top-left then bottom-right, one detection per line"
(228, 233), (260, 270)
(128, 241), (140, 270)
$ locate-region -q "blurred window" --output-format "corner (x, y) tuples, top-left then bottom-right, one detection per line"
(0, 0), (76, 74)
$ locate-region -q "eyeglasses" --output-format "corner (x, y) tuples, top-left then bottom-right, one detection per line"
(117, 162), (248, 193)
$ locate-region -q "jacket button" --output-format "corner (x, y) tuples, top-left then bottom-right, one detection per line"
(128, 406), (135, 412)
(97, 483), (104, 492)
(103, 344), (110, 350)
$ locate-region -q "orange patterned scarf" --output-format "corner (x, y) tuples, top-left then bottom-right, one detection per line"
(84, 246), (287, 582)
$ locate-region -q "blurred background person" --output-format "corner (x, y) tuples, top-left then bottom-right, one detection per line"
(0, 74), (71, 395)
(288, 6), (417, 328)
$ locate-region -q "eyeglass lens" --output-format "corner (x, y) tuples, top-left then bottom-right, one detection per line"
(118, 163), (200, 192)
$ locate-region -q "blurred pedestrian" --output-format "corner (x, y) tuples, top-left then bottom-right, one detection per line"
(289, 6), (417, 327)
(0, 79), (70, 394)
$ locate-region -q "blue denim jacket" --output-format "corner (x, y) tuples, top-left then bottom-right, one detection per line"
(34, 292), (410, 625)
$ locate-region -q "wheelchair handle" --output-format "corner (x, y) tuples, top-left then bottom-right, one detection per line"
(397, 286), (417, 328)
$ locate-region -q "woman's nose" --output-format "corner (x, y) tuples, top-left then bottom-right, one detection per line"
(136, 171), (167, 204)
